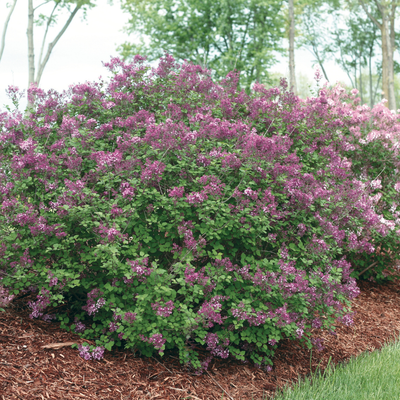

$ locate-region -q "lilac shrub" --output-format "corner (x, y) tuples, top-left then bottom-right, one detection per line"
(321, 88), (400, 281)
(0, 54), (399, 370)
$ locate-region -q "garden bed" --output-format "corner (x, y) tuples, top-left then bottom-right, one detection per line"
(1, 274), (399, 400)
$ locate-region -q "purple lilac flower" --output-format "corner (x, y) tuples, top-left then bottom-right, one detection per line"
(151, 300), (175, 317)
(82, 288), (106, 316)
(197, 296), (229, 327)
(311, 337), (325, 352)
(113, 312), (122, 321)
(297, 223), (306, 236)
(296, 328), (304, 338)
(78, 344), (105, 361)
(141, 160), (166, 183)
(243, 187), (258, 200)
(168, 186), (185, 198)
(184, 266), (211, 288)
(48, 270), (58, 287)
(109, 322), (118, 332)
(186, 191), (208, 204)
(41, 314), (56, 322)
(204, 333), (230, 359)
(78, 344), (91, 361)
(28, 288), (51, 319)
(74, 317), (86, 333)
(140, 333), (166, 355)
(128, 258), (153, 281)
(312, 318), (322, 329)
(123, 311), (137, 324)
(195, 355), (213, 375)
(91, 346), (105, 360)
(120, 182), (135, 199)
(341, 313), (354, 327)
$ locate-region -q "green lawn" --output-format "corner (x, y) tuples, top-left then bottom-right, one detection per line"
(272, 335), (400, 400)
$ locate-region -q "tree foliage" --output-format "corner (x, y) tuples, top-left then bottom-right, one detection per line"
(118, 0), (285, 90)
(329, 8), (380, 105)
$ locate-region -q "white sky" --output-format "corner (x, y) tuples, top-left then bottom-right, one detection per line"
(0, 0), (350, 111)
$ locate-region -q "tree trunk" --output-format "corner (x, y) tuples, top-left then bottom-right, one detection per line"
(27, 0), (35, 87)
(311, 44), (329, 82)
(35, 4), (81, 86)
(369, 54), (373, 108)
(381, 21), (389, 105)
(382, 16), (396, 109)
(288, 0), (297, 94)
(359, 0), (396, 110)
(389, 0), (397, 109)
(372, 73), (382, 105)
(354, 63), (357, 91)
(0, 0), (18, 63)
(359, 57), (363, 104)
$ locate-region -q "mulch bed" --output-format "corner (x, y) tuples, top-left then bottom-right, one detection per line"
(1, 276), (400, 400)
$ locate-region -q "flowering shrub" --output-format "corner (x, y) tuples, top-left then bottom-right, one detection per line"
(328, 89), (400, 282)
(0, 55), (399, 371)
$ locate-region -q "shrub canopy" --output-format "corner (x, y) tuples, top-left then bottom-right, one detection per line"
(0, 55), (399, 370)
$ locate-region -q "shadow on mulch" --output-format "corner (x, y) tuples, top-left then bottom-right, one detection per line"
(1, 276), (400, 400)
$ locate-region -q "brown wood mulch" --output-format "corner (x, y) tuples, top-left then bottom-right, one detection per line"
(1, 275), (400, 400)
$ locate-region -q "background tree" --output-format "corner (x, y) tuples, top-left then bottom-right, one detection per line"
(330, 8), (380, 105)
(297, 4), (333, 81)
(27, 0), (95, 88)
(358, 0), (398, 110)
(118, 0), (285, 91)
(0, 0), (18, 63)
(288, 0), (297, 93)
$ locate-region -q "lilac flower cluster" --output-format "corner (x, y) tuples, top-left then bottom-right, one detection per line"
(141, 159), (166, 184)
(311, 337), (325, 352)
(185, 175), (226, 205)
(340, 313), (355, 327)
(176, 220), (206, 256)
(231, 302), (269, 327)
(184, 265), (213, 292)
(195, 355), (214, 376)
(204, 333), (230, 359)
(48, 270), (58, 287)
(197, 296), (229, 327)
(120, 181), (135, 199)
(151, 299), (175, 317)
(78, 344), (105, 361)
(168, 186), (185, 198)
(81, 288), (106, 316)
(127, 257), (153, 282)
(123, 311), (137, 324)
(27, 288), (52, 320)
(96, 223), (128, 243)
(73, 317), (86, 333)
(139, 333), (166, 355)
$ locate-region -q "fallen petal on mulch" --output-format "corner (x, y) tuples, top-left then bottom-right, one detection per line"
(1, 276), (400, 399)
